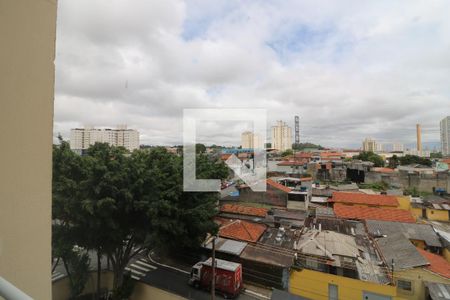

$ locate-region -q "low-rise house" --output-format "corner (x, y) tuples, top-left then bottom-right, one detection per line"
(289, 218), (400, 300)
(241, 226), (298, 290)
(409, 195), (450, 222)
(275, 160), (308, 175)
(366, 220), (442, 253)
(371, 167), (396, 174)
(276, 177), (312, 211)
(270, 209), (307, 228)
(376, 232), (450, 300)
(427, 221), (450, 262)
(294, 152), (313, 162)
(319, 151), (344, 161)
(202, 237), (248, 262)
(229, 177), (312, 210)
(329, 192), (400, 209)
(237, 222), (298, 290)
(409, 197), (425, 219)
(220, 204), (268, 218)
(329, 183), (360, 192)
(342, 149), (361, 158)
(311, 205), (335, 218)
(215, 217), (267, 243)
(222, 179), (292, 207)
(239, 243), (294, 290)
(424, 282), (450, 300)
(422, 195), (450, 222)
(312, 186), (334, 197)
(333, 204), (416, 223)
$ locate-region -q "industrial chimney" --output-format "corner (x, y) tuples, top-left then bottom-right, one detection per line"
(416, 124), (422, 153)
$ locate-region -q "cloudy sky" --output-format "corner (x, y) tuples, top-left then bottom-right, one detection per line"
(54, 0), (450, 149)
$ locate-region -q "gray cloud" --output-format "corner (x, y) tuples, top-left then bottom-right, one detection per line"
(54, 0), (450, 148)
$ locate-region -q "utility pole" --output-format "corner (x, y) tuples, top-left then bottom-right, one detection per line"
(391, 258), (395, 283)
(211, 236), (216, 300)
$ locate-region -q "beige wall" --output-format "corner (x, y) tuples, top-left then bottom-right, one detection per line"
(52, 272), (186, 300)
(130, 283), (186, 300)
(0, 0), (57, 299)
(52, 271), (114, 300)
(394, 268), (449, 300)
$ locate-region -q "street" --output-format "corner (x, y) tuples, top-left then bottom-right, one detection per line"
(129, 254), (262, 300)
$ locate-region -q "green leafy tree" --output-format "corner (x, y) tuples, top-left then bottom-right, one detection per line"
(292, 143), (325, 151)
(67, 250), (90, 299)
(430, 152), (443, 159)
(52, 224), (90, 299)
(281, 149), (294, 157)
(195, 143), (206, 154)
(388, 155), (399, 169)
(358, 181), (390, 192)
(53, 141), (226, 299)
(399, 154), (432, 166)
(354, 151), (385, 167)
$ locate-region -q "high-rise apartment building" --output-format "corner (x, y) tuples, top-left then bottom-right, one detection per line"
(70, 125), (140, 151)
(271, 120), (292, 151)
(441, 116), (450, 156)
(362, 138), (378, 152)
(392, 142), (404, 152)
(241, 131), (263, 149)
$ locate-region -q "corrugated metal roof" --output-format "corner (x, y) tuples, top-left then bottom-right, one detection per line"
(203, 237), (248, 256)
(376, 232), (428, 270)
(311, 196), (328, 203)
(295, 230), (360, 259)
(425, 281), (450, 300)
(331, 192), (399, 207)
(315, 206), (335, 217)
(366, 220), (442, 248)
(240, 244), (294, 267)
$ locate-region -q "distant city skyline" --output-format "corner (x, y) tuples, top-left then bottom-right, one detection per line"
(54, 1), (450, 148)
(61, 120), (443, 151)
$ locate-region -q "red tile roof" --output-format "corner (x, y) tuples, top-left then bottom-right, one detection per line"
(220, 154), (232, 160)
(372, 167), (395, 173)
(277, 161), (305, 166)
(215, 217), (266, 243)
(320, 152), (343, 158)
(299, 177), (313, 181)
(331, 192), (399, 207)
(333, 204), (415, 223)
(266, 179), (292, 193)
(417, 248), (450, 278)
(294, 152), (312, 159)
(220, 204), (268, 217)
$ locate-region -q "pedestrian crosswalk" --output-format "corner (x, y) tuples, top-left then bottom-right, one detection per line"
(125, 257), (157, 280)
(52, 271), (66, 282)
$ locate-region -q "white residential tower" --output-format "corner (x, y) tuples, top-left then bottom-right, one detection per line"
(70, 125), (140, 152)
(271, 120), (292, 151)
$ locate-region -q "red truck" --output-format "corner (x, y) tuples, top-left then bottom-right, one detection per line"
(188, 257), (243, 298)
